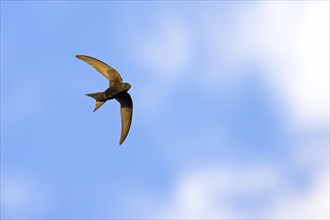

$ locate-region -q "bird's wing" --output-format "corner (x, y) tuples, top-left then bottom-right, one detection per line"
(115, 92), (133, 145)
(76, 55), (123, 86)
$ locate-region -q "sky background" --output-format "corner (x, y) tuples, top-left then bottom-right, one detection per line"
(1, 1), (329, 219)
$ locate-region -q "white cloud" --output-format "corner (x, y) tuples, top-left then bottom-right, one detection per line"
(152, 161), (329, 219)
(234, 2), (329, 129)
(271, 172), (330, 219)
(157, 163), (283, 219)
(287, 3), (329, 129)
(196, 2), (329, 130)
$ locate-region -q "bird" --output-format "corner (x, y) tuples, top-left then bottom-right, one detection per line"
(76, 55), (133, 145)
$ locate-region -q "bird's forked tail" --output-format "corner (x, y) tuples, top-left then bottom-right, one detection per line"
(86, 92), (106, 112)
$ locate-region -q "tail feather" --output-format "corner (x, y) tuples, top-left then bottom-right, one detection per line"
(86, 92), (105, 101)
(93, 101), (105, 112)
(86, 92), (106, 112)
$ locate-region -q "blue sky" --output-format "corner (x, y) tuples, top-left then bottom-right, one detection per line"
(1, 1), (329, 219)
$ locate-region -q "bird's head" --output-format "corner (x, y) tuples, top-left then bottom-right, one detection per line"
(120, 83), (131, 91)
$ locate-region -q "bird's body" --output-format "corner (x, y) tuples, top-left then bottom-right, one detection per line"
(76, 55), (133, 145)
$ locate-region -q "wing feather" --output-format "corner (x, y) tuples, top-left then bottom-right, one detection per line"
(76, 55), (122, 86)
(115, 92), (133, 145)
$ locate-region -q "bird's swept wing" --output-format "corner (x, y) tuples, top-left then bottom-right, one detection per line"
(115, 92), (133, 145)
(76, 55), (122, 86)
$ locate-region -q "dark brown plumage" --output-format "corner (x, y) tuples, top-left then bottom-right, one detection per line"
(76, 55), (133, 145)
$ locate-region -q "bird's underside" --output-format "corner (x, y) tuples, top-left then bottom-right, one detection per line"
(76, 55), (133, 145)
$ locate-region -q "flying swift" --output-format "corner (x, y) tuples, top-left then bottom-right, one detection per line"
(76, 55), (133, 145)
